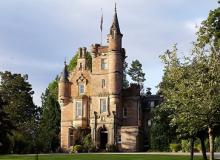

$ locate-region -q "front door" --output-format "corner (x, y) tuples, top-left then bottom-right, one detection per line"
(100, 128), (108, 149)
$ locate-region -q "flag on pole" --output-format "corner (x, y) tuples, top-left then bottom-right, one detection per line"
(100, 9), (103, 31)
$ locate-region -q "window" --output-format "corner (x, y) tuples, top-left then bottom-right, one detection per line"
(102, 79), (106, 88)
(79, 84), (84, 94)
(100, 98), (107, 113)
(123, 107), (127, 118)
(69, 128), (74, 146)
(76, 101), (82, 117)
(101, 58), (108, 70)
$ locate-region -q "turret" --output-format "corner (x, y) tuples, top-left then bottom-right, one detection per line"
(108, 4), (124, 95)
(58, 61), (71, 106)
(108, 3), (123, 51)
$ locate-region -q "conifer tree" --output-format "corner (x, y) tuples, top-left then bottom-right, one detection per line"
(128, 60), (146, 85)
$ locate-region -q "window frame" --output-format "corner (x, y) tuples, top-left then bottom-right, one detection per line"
(101, 58), (108, 70)
(75, 101), (82, 118)
(100, 98), (107, 113)
(69, 128), (74, 147)
(79, 84), (85, 95)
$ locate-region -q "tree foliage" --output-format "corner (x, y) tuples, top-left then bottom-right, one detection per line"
(0, 93), (14, 153)
(68, 52), (92, 72)
(38, 79), (60, 152)
(0, 71), (39, 153)
(159, 41), (220, 160)
(128, 60), (146, 85)
(196, 6), (220, 49)
(122, 61), (129, 89)
(150, 107), (175, 151)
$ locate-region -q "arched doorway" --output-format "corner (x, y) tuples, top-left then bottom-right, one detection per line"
(99, 127), (108, 149)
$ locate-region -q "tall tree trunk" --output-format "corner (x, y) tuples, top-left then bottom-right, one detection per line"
(199, 134), (207, 160)
(208, 127), (214, 160)
(190, 137), (195, 160)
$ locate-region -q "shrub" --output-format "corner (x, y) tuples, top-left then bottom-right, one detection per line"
(88, 145), (97, 152)
(181, 140), (189, 152)
(215, 136), (220, 152)
(194, 144), (201, 152)
(73, 145), (83, 153)
(82, 134), (92, 151)
(106, 144), (117, 152)
(170, 143), (181, 152)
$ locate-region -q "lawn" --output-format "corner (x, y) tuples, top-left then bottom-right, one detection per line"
(0, 154), (204, 160)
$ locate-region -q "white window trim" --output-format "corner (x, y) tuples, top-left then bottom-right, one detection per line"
(75, 101), (82, 118)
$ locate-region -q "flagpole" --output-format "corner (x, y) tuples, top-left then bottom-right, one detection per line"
(101, 27), (102, 45)
(100, 8), (103, 45)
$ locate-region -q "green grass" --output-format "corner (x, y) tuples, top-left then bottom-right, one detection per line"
(0, 154), (204, 160)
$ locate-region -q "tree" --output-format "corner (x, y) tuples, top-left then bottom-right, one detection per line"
(159, 42), (220, 160)
(38, 79), (60, 152)
(0, 71), (39, 153)
(68, 51), (92, 72)
(195, 3), (220, 160)
(150, 107), (175, 151)
(0, 93), (14, 153)
(122, 61), (129, 89)
(196, 5), (220, 49)
(128, 60), (146, 94)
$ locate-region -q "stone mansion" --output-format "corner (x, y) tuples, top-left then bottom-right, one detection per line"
(58, 7), (161, 152)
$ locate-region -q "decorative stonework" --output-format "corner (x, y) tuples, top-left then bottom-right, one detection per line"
(76, 74), (88, 84)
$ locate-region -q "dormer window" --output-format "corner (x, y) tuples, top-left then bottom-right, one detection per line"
(79, 84), (84, 95)
(101, 58), (108, 70)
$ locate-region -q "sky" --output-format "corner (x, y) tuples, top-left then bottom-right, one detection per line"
(0, 0), (218, 106)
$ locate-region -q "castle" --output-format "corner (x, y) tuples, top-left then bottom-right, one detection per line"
(58, 6), (161, 152)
